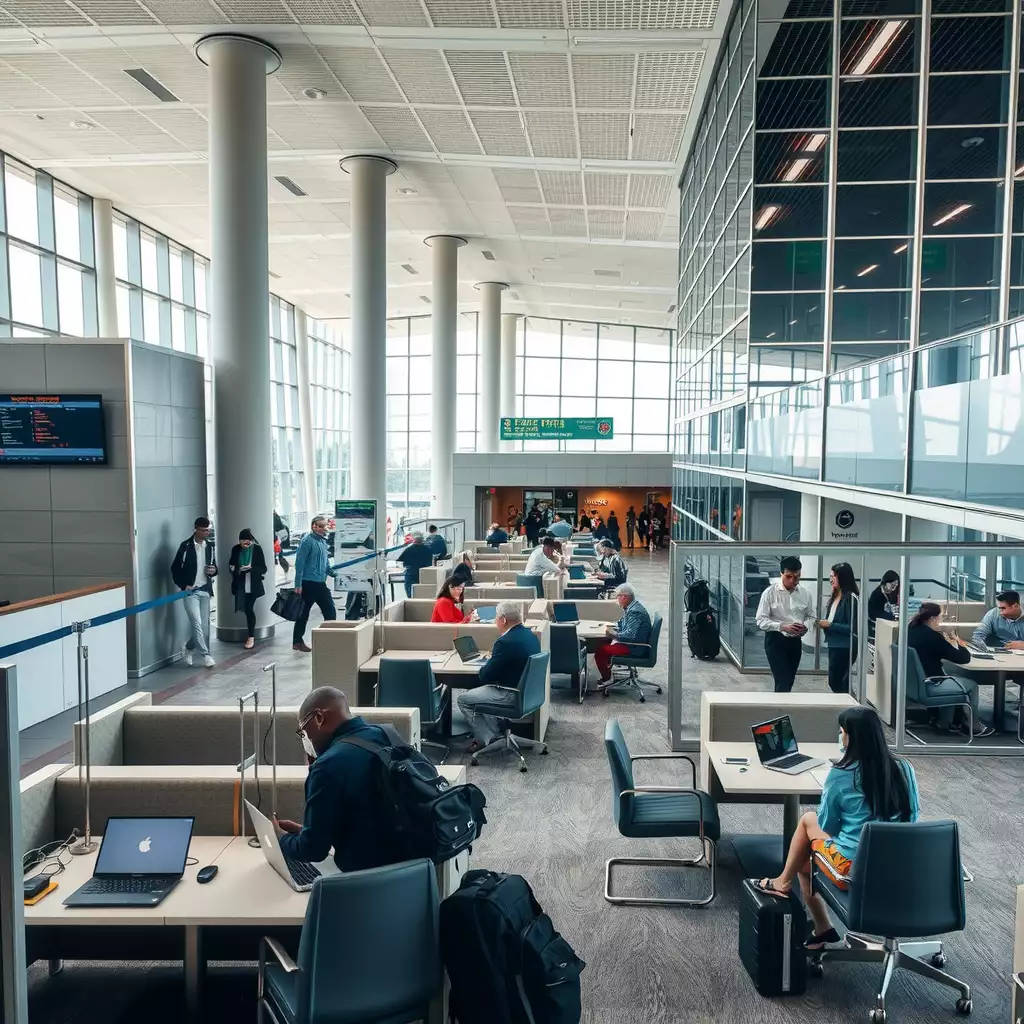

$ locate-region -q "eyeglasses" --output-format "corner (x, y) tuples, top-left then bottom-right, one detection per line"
(295, 711), (320, 736)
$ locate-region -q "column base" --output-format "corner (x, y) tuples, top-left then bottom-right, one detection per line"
(216, 624), (276, 642)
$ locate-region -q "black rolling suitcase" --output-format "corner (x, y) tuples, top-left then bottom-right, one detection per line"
(738, 878), (808, 996)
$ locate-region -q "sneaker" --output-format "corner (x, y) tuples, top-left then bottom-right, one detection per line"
(969, 722), (995, 738)
(181, 647), (193, 667)
(292, 642), (312, 653)
(203, 655), (215, 668)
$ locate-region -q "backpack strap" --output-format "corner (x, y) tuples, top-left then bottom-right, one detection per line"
(334, 723), (405, 760)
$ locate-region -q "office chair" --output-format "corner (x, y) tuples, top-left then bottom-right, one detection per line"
(258, 860), (441, 1024)
(376, 658), (449, 763)
(891, 644), (974, 745)
(549, 623), (588, 703)
(516, 573), (545, 598)
(600, 613), (664, 703)
(809, 820), (972, 1023)
(469, 651), (550, 772)
(603, 717), (718, 907)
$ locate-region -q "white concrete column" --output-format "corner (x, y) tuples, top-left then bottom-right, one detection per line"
(477, 281), (508, 452)
(800, 492), (821, 601)
(293, 305), (319, 519)
(341, 155), (395, 548)
(500, 312), (518, 451)
(93, 198), (118, 336)
(195, 32), (280, 641)
(426, 235), (466, 518)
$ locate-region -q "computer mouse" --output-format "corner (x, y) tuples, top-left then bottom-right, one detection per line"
(196, 865), (218, 884)
(738, 767), (748, 773)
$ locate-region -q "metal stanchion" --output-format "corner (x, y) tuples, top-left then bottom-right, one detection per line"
(69, 621), (98, 856)
(237, 689), (259, 841)
(262, 663), (278, 819)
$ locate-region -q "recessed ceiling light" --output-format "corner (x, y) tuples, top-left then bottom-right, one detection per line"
(481, 250), (496, 260)
(856, 264), (879, 277)
(70, 119), (96, 130)
(848, 19), (906, 76)
(396, 187), (417, 196)
(274, 175), (307, 197)
(788, 319), (798, 325)
(401, 263), (417, 275)
(932, 203), (972, 227)
(301, 87), (327, 100)
(419, 295), (431, 304)
(960, 136), (984, 149)
(754, 204), (781, 231)
(124, 68), (179, 103)
(629, 280), (640, 285)
(893, 243), (908, 254)
(542, 256), (556, 262)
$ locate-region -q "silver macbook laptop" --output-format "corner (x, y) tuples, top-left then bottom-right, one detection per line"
(751, 715), (825, 775)
(245, 800), (324, 892)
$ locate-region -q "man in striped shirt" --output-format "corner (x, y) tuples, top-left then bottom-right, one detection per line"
(595, 583), (652, 685)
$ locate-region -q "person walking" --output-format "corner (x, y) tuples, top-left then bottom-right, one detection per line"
(397, 531), (434, 598)
(291, 515), (339, 653)
(625, 506), (637, 549)
(755, 556), (817, 692)
(606, 510), (622, 550)
(228, 528), (268, 650)
(637, 507), (650, 548)
(171, 516), (218, 668)
(818, 562), (859, 694)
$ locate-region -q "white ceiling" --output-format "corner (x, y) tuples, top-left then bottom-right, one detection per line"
(0, 0), (731, 326)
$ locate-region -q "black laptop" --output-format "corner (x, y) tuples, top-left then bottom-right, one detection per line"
(64, 816), (195, 907)
(453, 635), (488, 664)
(553, 602), (580, 624)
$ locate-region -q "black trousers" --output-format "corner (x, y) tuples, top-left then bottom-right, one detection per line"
(243, 593), (259, 638)
(765, 631), (802, 692)
(293, 580), (336, 643)
(826, 643), (858, 694)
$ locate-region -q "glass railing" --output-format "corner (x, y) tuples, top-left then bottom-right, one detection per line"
(746, 379), (823, 479)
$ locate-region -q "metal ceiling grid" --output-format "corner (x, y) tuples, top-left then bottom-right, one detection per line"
(585, 170), (628, 206)
(588, 207), (626, 239)
(279, 0), (359, 23)
(381, 49), (460, 105)
(628, 173), (675, 208)
(523, 111), (579, 158)
(416, 106), (483, 155)
(507, 53), (573, 108)
(358, 105), (432, 150)
(508, 204), (552, 234)
(578, 111), (630, 159)
(539, 170), (584, 206)
(625, 209), (665, 241)
(635, 51), (703, 110)
(493, 167), (543, 204)
(317, 46), (402, 103)
(631, 113), (688, 161)
(572, 54), (636, 109)
(424, 0), (497, 28)
(567, 0), (719, 31)
(444, 51), (516, 107)
(468, 110), (531, 157)
(494, 0), (563, 29)
(548, 206), (588, 237)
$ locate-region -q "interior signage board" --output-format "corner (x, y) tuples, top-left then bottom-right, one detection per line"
(500, 417), (614, 440)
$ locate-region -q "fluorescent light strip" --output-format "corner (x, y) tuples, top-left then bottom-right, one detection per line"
(932, 203), (972, 227)
(856, 264), (879, 277)
(754, 204), (781, 230)
(803, 133), (828, 153)
(782, 158), (814, 182)
(849, 20), (906, 76)
(893, 243), (908, 254)
(1016, 162), (1024, 176)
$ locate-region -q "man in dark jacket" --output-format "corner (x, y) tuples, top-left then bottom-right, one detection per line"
(457, 602), (540, 748)
(275, 687), (396, 871)
(171, 516), (218, 668)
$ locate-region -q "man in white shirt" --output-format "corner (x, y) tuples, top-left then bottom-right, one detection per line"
(755, 555), (818, 692)
(524, 537), (565, 578)
(171, 516), (219, 668)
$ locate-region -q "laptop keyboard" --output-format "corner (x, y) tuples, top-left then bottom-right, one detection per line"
(286, 859), (321, 887)
(772, 753), (809, 769)
(80, 876), (176, 894)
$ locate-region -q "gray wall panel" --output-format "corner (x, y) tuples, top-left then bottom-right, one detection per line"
(50, 468), (130, 512)
(0, 542), (53, 576)
(129, 345), (171, 405)
(51, 511), (130, 543)
(0, 344), (46, 387)
(134, 433), (174, 468)
(52, 542), (133, 578)
(0, 576), (55, 603)
(44, 343), (126, 399)
(0, 511), (52, 544)
(171, 434), (205, 468)
(0, 469), (51, 511)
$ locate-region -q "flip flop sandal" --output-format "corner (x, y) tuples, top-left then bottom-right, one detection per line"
(804, 928), (841, 950)
(753, 878), (791, 898)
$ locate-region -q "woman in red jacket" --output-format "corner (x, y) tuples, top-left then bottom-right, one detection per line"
(431, 577), (473, 623)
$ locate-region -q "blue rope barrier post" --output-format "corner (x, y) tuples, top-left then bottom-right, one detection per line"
(69, 620), (98, 856)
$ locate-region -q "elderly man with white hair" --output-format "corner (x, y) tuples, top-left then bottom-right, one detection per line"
(457, 601), (540, 749)
(595, 582), (652, 686)
(396, 530), (434, 598)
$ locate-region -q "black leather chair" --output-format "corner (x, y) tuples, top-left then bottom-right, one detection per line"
(258, 860), (441, 1024)
(600, 613), (664, 703)
(549, 623), (588, 702)
(603, 717), (718, 907)
(516, 573), (545, 598)
(892, 643), (974, 745)
(376, 658), (449, 763)
(810, 820), (972, 1022)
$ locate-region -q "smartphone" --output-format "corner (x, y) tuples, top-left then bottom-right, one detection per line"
(24, 875), (51, 900)
(723, 756), (749, 765)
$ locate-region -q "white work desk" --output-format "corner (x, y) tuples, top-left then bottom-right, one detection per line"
(26, 766), (466, 1021)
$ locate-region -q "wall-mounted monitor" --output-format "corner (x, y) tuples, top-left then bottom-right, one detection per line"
(0, 394), (107, 465)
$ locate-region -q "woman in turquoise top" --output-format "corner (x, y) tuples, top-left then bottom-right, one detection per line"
(756, 706), (920, 949)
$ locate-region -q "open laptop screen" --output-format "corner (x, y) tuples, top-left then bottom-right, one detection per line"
(568, 565), (586, 580)
(94, 817), (194, 877)
(751, 716), (798, 764)
(553, 602), (580, 623)
(453, 635), (481, 661)
(475, 605), (497, 623)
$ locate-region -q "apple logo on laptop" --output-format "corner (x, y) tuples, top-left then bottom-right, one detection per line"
(262, 833), (272, 849)
(138, 837), (152, 854)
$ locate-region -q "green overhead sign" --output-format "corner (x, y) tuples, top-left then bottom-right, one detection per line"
(500, 417), (615, 440)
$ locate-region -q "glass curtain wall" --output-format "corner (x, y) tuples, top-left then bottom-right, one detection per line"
(0, 152), (97, 338)
(270, 296), (305, 528)
(309, 318), (351, 510)
(512, 317), (674, 452)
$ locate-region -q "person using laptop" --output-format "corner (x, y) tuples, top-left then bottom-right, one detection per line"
(524, 536), (566, 578)
(595, 583), (652, 687)
(755, 555), (818, 692)
(909, 602), (994, 737)
(457, 601), (539, 750)
(432, 577), (475, 624)
(594, 539), (627, 592)
(274, 687), (396, 872)
(972, 589), (1024, 650)
(755, 706), (920, 950)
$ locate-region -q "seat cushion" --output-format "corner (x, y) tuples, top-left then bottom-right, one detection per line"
(812, 863), (850, 923)
(264, 963), (300, 1023)
(621, 791), (721, 841)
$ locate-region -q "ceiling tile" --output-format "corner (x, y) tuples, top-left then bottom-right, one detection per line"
(635, 51), (703, 110)
(538, 170), (583, 205)
(468, 110), (530, 157)
(416, 107), (482, 155)
(317, 46), (402, 103)
(137, 0), (227, 21)
(444, 51), (515, 107)
(508, 53), (572, 108)
(548, 206), (587, 237)
(71, 0), (155, 23)
(305, 102), (384, 148)
(267, 105), (335, 148)
(359, 105), (432, 151)
(3, 52), (125, 108)
(271, 42), (348, 101)
(354, 0), (428, 26)
(381, 49), (459, 105)
(495, 0), (563, 28)
(279, 0), (359, 22)
(567, 0), (719, 31)
(628, 173), (675, 208)
(0, 0), (89, 25)
(121, 45), (209, 104)
(86, 110), (186, 153)
(493, 168), (541, 204)
(214, 0), (295, 23)
(578, 112), (629, 159)
(508, 204), (551, 235)
(145, 107), (209, 150)
(584, 170), (627, 206)
(631, 112), (687, 160)
(423, 0), (496, 27)
(572, 54), (635, 109)
(524, 111), (577, 158)
(625, 210), (664, 241)
(588, 207), (624, 239)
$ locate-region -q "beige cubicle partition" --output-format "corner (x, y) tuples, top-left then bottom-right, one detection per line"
(382, 598), (527, 623)
(311, 618), (376, 705)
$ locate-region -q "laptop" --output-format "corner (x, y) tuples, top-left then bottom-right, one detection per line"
(750, 716), (825, 775)
(964, 639), (996, 658)
(475, 605), (497, 623)
(553, 602), (580, 624)
(64, 816), (194, 907)
(245, 800), (324, 892)
(568, 564), (586, 580)
(453, 634), (489, 665)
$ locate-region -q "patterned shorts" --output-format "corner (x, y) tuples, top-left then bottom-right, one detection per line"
(811, 838), (853, 890)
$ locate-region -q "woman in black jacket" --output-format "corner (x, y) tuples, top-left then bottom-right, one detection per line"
(817, 562), (859, 694)
(867, 569), (899, 641)
(229, 528), (268, 649)
(450, 550), (475, 587)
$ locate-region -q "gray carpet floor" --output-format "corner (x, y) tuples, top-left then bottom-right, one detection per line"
(24, 549), (1024, 1023)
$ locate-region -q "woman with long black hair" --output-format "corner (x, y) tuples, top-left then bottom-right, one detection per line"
(228, 528), (268, 650)
(818, 561), (860, 693)
(756, 706), (920, 948)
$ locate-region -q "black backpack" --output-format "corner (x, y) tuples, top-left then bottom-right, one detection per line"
(440, 870), (585, 1024)
(339, 727), (487, 865)
(687, 608), (721, 660)
(684, 579), (711, 612)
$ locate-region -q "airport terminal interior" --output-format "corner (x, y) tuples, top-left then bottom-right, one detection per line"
(1, 0), (1024, 1022)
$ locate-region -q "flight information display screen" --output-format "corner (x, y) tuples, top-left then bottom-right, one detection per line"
(0, 394), (107, 465)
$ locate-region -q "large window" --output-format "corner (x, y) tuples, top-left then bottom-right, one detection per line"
(0, 153), (97, 338)
(310, 319), (350, 510)
(270, 296), (306, 526)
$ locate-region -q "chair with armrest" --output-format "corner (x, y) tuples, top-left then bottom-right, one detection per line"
(600, 613), (664, 704)
(469, 651), (550, 772)
(516, 573), (546, 598)
(603, 717), (718, 907)
(377, 658), (449, 763)
(810, 820), (972, 1022)
(892, 644), (973, 745)
(549, 623), (588, 703)
(258, 859), (441, 1024)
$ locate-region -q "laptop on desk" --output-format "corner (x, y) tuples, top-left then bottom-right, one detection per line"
(245, 800), (335, 892)
(751, 715), (825, 775)
(63, 816), (194, 907)
(553, 602), (580, 624)
(475, 605), (497, 623)
(453, 634), (489, 665)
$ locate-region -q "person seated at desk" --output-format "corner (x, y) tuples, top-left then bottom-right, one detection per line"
(275, 687), (395, 871)
(486, 522), (509, 548)
(450, 551), (475, 587)
(432, 577), (475, 624)
(595, 583), (652, 685)
(548, 514), (573, 540)
(910, 602), (994, 737)
(755, 707), (920, 949)
(457, 601), (540, 750)
(867, 569), (900, 642)
(525, 537), (565, 577)
(397, 531), (434, 599)
(425, 524), (448, 561)
(594, 539), (627, 591)
(972, 589), (1024, 651)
